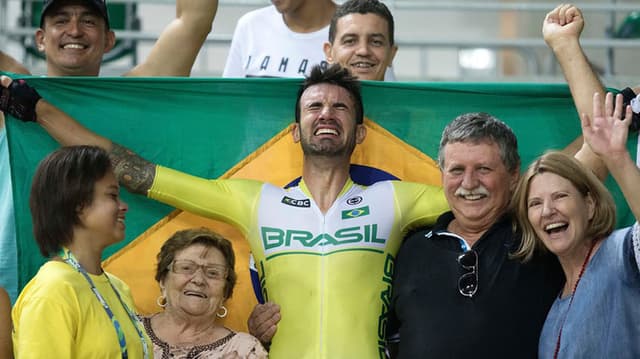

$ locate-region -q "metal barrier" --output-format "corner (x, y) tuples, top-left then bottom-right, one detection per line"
(1, 0), (638, 83)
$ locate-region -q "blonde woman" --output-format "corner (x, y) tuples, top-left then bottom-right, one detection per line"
(513, 92), (640, 358)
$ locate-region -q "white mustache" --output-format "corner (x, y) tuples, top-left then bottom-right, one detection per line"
(455, 186), (490, 198)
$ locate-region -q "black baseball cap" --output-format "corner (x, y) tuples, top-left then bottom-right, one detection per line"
(40, 0), (110, 29)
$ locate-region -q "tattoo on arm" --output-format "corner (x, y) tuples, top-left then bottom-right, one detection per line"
(109, 143), (156, 195)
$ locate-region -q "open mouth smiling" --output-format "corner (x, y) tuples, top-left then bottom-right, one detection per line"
(61, 43), (88, 50)
(184, 290), (208, 299)
(351, 61), (376, 69)
(544, 222), (569, 235)
(458, 193), (487, 201)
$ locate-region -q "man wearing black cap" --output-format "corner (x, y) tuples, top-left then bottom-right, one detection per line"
(1, 0), (218, 77)
(40, 0), (110, 27)
(34, 0), (115, 77)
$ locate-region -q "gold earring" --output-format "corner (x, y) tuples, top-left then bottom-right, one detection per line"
(216, 305), (228, 318)
(156, 294), (167, 308)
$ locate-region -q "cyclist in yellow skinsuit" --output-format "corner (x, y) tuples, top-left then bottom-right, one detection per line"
(1, 65), (448, 358)
(151, 167), (444, 357)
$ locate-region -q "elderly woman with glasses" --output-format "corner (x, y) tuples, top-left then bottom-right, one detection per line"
(512, 92), (640, 358)
(143, 227), (267, 358)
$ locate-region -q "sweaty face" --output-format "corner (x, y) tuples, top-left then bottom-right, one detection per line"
(77, 171), (127, 247)
(526, 172), (594, 259)
(441, 141), (517, 231)
(293, 83), (364, 158)
(162, 244), (228, 319)
(324, 13), (397, 81)
(35, 4), (114, 76)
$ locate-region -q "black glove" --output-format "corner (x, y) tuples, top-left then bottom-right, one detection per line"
(0, 79), (41, 122)
(620, 87), (640, 133)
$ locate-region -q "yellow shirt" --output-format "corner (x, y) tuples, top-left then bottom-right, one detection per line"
(149, 165), (448, 359)
(12, 261), (151, 359)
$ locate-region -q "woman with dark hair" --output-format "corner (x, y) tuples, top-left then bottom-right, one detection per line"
(513, 92), (640, 358)
(144, 227), (266, 358)
(12, 145), (151, 358)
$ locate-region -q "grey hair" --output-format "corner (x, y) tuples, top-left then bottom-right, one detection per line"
(438, 112), (520, 172)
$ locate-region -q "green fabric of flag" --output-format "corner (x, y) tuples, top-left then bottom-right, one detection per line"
(4, 75), (636, 290)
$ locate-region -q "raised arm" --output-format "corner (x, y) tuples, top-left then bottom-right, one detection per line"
(0, 76), (155, 195)
(582, 92), (640, 222)
(543, 4), (607, 179)
(126, 0), (219, 77)
(0, 51), (30, 75)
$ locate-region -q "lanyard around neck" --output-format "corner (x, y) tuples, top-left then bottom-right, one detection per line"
(59, 248), (149, 359)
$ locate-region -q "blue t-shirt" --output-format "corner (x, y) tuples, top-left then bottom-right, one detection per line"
(539, 224), (640, 358)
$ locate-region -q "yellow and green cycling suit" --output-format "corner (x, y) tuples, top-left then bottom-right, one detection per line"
(149, 165), (448, 359)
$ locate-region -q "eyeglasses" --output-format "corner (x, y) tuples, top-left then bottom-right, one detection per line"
(457, 249), (478, 298)
(169, 260), (228, 280)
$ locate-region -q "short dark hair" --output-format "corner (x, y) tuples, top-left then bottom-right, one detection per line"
(438, 112), (520, 173)
(295, 63), (364, 124)
(329, 0), (395, 46)
(155, 227), (238, 299)
(30, 145), (112, 258)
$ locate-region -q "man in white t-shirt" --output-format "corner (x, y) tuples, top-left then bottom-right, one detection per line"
(223, 0), (398, 81)
(223, 0), (337, 78)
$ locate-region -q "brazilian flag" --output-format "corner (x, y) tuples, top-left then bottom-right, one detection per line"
(4, 76), (637, 331)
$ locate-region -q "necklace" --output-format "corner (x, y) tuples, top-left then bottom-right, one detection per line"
(157, 312), (220, 345)
(552, 240), (597, 359)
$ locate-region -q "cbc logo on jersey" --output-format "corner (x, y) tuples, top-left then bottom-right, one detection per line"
(346, 196), (363, 205)
(281, 196), (311, 208)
